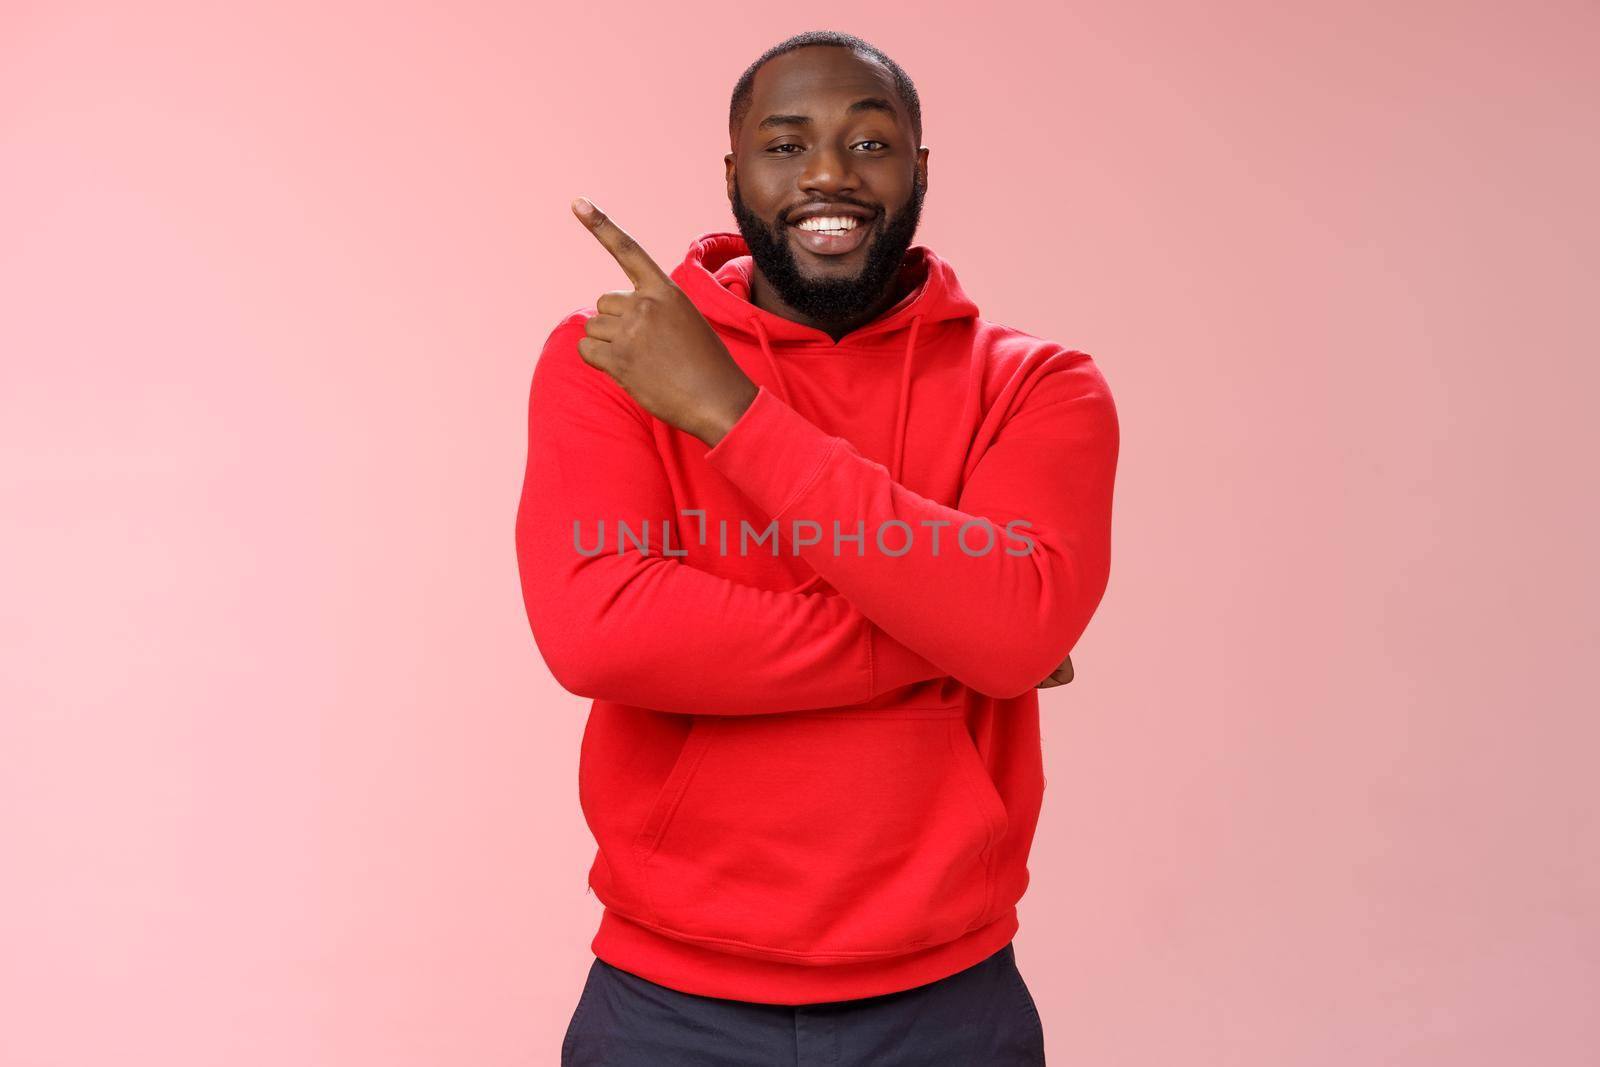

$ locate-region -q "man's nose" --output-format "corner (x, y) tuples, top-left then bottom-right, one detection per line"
(799, 145), (859, 195)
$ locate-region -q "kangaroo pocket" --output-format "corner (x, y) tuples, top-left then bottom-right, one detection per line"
(630, 706), (1010, 962)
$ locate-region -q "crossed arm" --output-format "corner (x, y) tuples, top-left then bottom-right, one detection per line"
(515, 316), (1116, 713)
(698, 350), (1118, 700)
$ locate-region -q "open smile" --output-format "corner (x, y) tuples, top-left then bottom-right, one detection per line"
(788, 214), (874, 257)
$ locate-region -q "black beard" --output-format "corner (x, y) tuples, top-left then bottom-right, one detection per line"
(730, 173), (926, 329)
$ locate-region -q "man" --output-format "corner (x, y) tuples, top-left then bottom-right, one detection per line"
(516, 30), (1117, 1065)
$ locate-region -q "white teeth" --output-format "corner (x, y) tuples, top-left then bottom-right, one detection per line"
(796, 216), (859, 232)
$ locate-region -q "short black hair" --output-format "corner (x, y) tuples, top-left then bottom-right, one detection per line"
(728, 31), (922, 151)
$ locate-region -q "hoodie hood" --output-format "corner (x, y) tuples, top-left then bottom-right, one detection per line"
(670, 231), (980, 490)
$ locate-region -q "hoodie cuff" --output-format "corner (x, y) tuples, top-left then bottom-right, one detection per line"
(704, 385), (841, 522)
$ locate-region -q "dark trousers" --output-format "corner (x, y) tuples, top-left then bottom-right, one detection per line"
(560, 941), (1046, 1066)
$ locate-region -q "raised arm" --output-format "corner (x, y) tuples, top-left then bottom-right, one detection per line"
(515, 315), (946, 715)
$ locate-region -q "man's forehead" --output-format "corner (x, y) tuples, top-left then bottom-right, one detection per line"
(748, 49), (902, 123)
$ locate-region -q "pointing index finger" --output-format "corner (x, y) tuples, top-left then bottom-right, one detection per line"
(571, 197), (668, 289)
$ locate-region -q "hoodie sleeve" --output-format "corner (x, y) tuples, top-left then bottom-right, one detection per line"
(515, 315), (947, 715)
(702, 349), (1119, 701)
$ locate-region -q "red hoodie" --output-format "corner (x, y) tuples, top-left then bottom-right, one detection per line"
(516, 231), (1119, 1005)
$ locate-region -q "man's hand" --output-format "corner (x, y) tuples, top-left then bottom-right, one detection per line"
(1036, 654), (1074, 689)
(571, 197), (759, 446)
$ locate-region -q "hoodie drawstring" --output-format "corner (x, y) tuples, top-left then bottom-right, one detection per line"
(748, 315), (789, 409)
(747, 312), (924, 484)
(890, 314), (923, 486)
(746, 312), (924, 598)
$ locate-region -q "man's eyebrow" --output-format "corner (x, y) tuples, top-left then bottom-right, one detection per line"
(755, 97), (899, 132)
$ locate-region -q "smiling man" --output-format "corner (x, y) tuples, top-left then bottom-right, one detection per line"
(517, 29), (1117, 1066)
(725, 73), (927, 338)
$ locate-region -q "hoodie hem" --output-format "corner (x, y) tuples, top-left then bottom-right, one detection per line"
(589, 904), (1021, 1005)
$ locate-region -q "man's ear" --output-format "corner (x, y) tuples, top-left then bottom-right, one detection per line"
(724, 153), (736, 205)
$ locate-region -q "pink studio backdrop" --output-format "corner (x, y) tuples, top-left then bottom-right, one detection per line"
(2, 2), (1596, 1065)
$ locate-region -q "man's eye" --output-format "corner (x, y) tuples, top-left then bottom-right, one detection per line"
(768, 141), (886, 154)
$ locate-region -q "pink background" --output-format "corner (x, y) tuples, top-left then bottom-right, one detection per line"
(3, 2), (1596, 1064)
